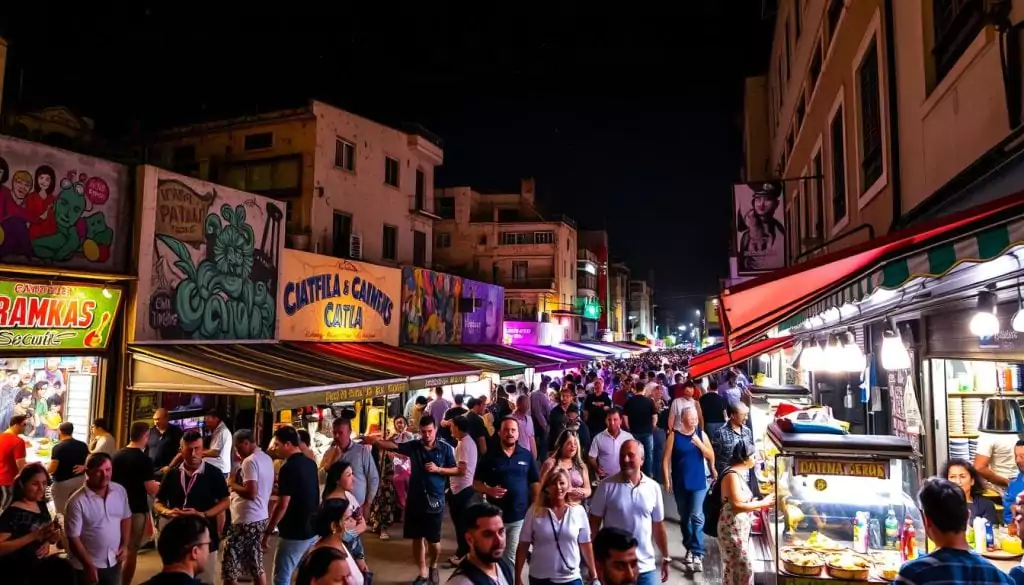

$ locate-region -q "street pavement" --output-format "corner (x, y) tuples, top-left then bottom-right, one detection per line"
(132, 496), (724, 585)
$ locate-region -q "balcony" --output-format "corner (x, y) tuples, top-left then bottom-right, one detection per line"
(500, 278), (557, 291)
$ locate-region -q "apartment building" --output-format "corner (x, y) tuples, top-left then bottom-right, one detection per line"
(576, 248), (601, 339)
(609, 262), (630, 341)
(742, 0), (1024, 269)
(628, 279), (654, 340)
(579, 230), (611, 336)
(149, 99), (443, 267)
(432, 179), (578, 325)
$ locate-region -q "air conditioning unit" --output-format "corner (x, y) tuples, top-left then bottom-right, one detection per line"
(349, 234), (363, 259)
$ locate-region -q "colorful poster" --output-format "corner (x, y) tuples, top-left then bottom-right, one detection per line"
(0, 135), (129, 271)
(134, 167), (285, 341)
(278, 249), (401, 345)
(460, 279), (504, 344)
(734, 181), (786, 274)
(401, 267), (464, 345)
(0, 280), (121, 350)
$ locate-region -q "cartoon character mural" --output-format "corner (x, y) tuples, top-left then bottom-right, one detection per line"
(0, 136), (126, 270)
(136, 170), (284, 341)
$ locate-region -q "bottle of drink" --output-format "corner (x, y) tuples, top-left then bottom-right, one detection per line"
(885, 508), (899, 549)
(901, 517), (918, 562)
(869, 517), (882, 549)
(854, 512), (869, 553)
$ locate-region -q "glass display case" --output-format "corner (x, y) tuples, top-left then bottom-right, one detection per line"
(766, 424), (925, 583)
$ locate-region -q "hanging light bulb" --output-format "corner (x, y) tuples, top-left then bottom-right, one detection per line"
(844, 384), (854, 409)
(841, 331), (867, 373)
(823, 334), (845, 372)
(800, 339), (824, 372)
(970, 289), (1000, 337)
(759, 353), (770, 364)
(881, 329), (911, 370)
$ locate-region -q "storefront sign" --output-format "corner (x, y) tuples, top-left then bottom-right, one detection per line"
(418, 374), (471, 388)
(324, 381), (407, 403)
(793, 457), (889, 479)
(503, 321), (565, 346)
(279, 250), (401, 345)
(0, 280), (121, 350)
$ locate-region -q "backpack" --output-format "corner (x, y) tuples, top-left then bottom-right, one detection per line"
(702, 469), (738, 538)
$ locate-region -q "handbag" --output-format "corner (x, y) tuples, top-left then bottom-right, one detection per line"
(412, 443), (444, 515)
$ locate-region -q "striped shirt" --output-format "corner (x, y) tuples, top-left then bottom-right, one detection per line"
(895, 547), (1014, 584)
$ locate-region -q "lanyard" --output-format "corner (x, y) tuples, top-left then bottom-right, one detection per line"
(546, 507), (573, 571)
(180, 467), (201, 508)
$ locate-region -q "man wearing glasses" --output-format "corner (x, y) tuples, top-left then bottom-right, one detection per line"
(141, 515), (212, 584)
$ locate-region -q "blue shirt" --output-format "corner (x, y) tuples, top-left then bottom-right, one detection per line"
(476, 444), (540, 523)
(399, 440), (456, 500)
(895, 547), (1014, 584)
(1004, 474), (1024, 524)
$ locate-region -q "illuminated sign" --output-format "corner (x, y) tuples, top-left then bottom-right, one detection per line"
(279, 250), (401, 345)
(793, 457), (889, 479)
(324, 381), (407, 403)
(0, 281), (121, 350)
(420, 375), (470, 388)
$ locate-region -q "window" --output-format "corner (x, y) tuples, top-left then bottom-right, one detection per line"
(794, 0), (802, 38)
(413, 230), (426, 267)
(933, 0), (984, 82)
(512, 261), (528, 281)
(335, 139), (355, 171)
(414, 169), (426, 210)
(535, 231), (555, 244)
(792, 196), (802, 256)
(827, 0), (843, 45)
(384, 157), (400, 187)
(477, 234), (487, 245)
(796, 93), (806, 133)
(811, 150), (824, 236)
(830, 105), (848, 226)
(499, 231), (555, 245)
(435, 232), (452, 249)
(785, 18), (791, 80)
(858, 40), (883, 191)
(785, 128), (794, 157)
(382, 224), (397, 261)
(435, 197), (455, 219)
(809, 40), (823, 92)
(243, 132), (273, 151)
(332, 212), (353, 259)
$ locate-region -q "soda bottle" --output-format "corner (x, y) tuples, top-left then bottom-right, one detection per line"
(901, 517), (918, 562)
(885, 508), (899, 549)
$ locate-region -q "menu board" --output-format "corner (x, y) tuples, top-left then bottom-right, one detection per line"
(65, 374), (95, 443)
(887, 354), (921, 456)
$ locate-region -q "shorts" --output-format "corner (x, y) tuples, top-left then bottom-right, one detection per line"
(342, 531), (366, 559)
(128, 512), (148, 553)
(403, 506), (444, 543)
(221, 518), (269, 581)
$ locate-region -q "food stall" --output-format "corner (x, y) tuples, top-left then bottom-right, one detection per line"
(767, 423), (925, 583)
(750, 385), (814, 499)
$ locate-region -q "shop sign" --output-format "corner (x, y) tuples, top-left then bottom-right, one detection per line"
(0, 280), (121, 350)
(324, 381), (407, 403)
(792, 457), (889, 479)
(417, 374), (470, 389)
(279, 249), (401, 346)
(503, 321), (565, 346)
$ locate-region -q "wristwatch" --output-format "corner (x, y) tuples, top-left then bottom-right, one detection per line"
(661, 557), (673, 564)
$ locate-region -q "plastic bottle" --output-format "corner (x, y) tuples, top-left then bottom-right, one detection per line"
(854, 512), (869, 553)
(986, 520), (995, 550)
(973, 516), (988, 554)
(885, 508), (899, 549)
(901, 517), (918, 562)
(869, 517), (882, 549)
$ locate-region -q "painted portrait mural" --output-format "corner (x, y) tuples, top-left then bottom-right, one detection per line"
(134, 167), (285, 341)
(0, 135), (129, 271)
(400, 268), (504, 345)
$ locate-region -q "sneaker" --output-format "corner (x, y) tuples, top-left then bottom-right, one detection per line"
(691, 556), (703, 572)
(429, 567), (440, 585)
(412, 578), (428, 585)
(682, 550), (692, 570)
(379, 532), (390, 540)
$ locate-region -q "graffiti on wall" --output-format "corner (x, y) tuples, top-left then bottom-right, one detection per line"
(0, 135), (127, 271)
(461, 279), (504, 344)
(401, 268), (464, 345)
(136, 170), (284, 341)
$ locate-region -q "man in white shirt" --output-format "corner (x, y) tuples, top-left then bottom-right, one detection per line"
(588, 407), (634, 480)
(976, 431), (1021, 495)
(66, 452), (132, 585)
(589, 440), (670, 585)
(203, 409), (233, 477)
(449, 415), (480, 566)
(224, 429), (275, 585)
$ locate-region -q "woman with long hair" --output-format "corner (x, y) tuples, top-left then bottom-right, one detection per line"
(296, 546), (352, 585)
(718, 441), (774, 585)
(944, 458), (998, 524)
(539, 430), (591, 504)
(323, 461), (370, 578)
(368, 415), (415, 540)
(309, 498), (363, 585)
(514, 468), (597, 585)
(0, 463), (60, 584)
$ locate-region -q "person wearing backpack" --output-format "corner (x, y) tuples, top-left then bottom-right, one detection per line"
(707, 440), (774, 585)
(661, 408), (715, 573)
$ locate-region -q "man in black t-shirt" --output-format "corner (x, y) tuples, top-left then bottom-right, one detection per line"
(147, 409), (183, 479)
(48, 422), (89, 515)
(113, 421), (158, 585)
(583, 384), (613, 437)
(465, 397), (489, 455)
(264, 426), (320, 585)
(698, 379), (729, 437)
(439, 394), (468, 447)
(622, 382), (658, 477)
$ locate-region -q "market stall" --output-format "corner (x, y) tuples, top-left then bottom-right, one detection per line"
(461, 344), (567, 391)
(401, 345), (526, 399)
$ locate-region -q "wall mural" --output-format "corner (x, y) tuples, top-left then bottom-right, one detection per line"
(0, 135), (128, 271)
(134, 168), (284, 341)
(400, 268), (505, 345)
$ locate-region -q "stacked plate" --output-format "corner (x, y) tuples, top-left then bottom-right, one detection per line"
(949, 437), (970, 461)
(969, 438), (979, 461)
(948, 397), (965, 434)
(963, 397), (984, 431)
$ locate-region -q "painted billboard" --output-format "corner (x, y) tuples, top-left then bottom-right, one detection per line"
(0, 135), (129, 271)
(279, 249), (401, 345)
(0, 280), (122, 350)
(134, 167), (285, 341)
(400, 268), (504, 345)
(734, 181), (786, 274)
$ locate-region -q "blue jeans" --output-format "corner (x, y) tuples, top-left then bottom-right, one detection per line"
(637, 570), (659, 585)
(652, 429), (667, 483)
(504, 519), (524, 566)
(274, 536), (317, 585)
(674, 486), (707, 557)
(634, 433), (655, 477)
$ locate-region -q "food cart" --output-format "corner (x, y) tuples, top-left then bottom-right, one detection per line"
(766, 423), (925, 583)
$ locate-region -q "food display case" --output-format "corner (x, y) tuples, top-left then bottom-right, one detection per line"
(749, 385), (813, 495)
(766, 424), (925, 583)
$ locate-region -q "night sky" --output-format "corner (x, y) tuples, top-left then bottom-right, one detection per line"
(0, 2), (772, 317)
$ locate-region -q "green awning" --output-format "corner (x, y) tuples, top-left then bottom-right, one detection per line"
(402, 345), (527, 377)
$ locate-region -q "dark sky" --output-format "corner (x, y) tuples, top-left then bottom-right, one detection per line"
(0, 2), (772, 317)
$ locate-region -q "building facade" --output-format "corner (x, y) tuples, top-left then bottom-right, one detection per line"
(628, 279), (654, 340)
(149, 99), (443, 268)
(432, 179), (578, 326)
(576, 248), (601, 339)
(578, 229), (611, 335)
(609, 262), (630, 341)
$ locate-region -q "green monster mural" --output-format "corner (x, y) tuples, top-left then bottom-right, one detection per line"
(29, 174), (114, 262)
(156, 203), (275, 339)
